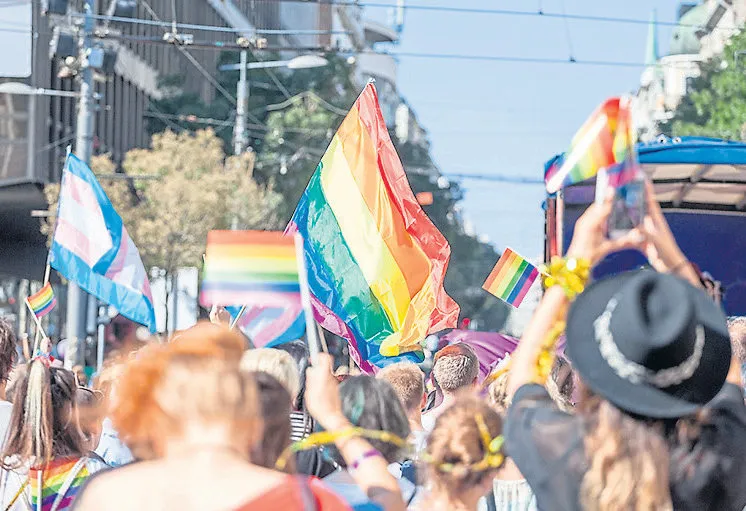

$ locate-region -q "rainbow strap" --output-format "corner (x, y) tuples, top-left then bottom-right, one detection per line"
(545, 97), (636, 193)
(27, 283), (56, 318)
(482, 248), (539, 308)
(29, 458), (89, 511)
(287, 83), (459, 371)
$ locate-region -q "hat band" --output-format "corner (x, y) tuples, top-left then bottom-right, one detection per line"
(593, 298), (705, 388)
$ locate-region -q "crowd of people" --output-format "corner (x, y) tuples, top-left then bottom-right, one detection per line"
(0, 188), (744, 510)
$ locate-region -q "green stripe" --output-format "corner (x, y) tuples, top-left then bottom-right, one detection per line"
(203, 269), (299, 282)
(500, 260), (529, 300)
(303, 172), (394, 343)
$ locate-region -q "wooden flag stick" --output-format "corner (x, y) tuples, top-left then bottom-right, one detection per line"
(294, 233), (321, 359)
(33, 264), (52, 351)
(316, 323), (329, 354)
(26, 299), (48, 353)
(229, 305), (247, 330)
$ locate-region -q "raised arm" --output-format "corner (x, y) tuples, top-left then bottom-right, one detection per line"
(305, 354), (406, 511)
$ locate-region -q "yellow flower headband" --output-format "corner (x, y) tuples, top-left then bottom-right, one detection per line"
(422, 412), (505, 475)
(275, 426), (406, 471)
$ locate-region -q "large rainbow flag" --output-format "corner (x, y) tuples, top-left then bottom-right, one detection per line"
(287, 83), (459, 372)
(545, 97), (636, 194)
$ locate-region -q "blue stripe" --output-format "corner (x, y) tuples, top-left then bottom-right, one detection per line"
(505, 265), (535, 304)
(50, 242), (157, 332)
(201, 282), (301, 293)
(63, 154), (124, 273)
(266, 311), (307, 347)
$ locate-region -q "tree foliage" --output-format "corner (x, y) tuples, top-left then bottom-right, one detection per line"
(663, 30), (746, 140)
(42, 130), (283, 277)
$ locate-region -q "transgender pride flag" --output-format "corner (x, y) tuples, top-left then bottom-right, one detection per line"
(49, 154), (156, 332)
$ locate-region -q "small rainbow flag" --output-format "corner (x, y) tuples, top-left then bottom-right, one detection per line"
(483, 248), (540, 308)
(545, 97), (636, 194)
(199, 231), (300, 308)
(27, 283), (56, 319)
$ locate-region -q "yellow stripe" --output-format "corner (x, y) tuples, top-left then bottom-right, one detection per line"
(320, 136), (410, 330)
(494, 254), (524, 297)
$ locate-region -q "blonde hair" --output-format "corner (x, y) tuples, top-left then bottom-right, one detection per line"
(488, 359), (573, 415)
(727, 317), (746, 365)
(2, 361), (85, 469)
(240, 348), (300, 402)
(376, 362), (425, 413)
(579, 392), (673, 511)
(425, 395), (503, 496)
(113, 323), (260, 460)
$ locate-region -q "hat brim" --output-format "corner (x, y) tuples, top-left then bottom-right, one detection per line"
(566, 271), (731, 419)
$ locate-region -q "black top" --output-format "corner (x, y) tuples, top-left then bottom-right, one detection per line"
(505, 383), (746, 511)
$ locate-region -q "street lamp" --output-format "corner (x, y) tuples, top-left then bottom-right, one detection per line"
(0, 82), (81, 98)
(219, 53), (329, 154)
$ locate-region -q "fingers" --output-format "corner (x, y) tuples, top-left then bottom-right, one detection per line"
(310, 352), (334, 373)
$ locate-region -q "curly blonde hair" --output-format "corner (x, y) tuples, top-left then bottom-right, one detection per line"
(579, 392), (673, 511)
(425, 395), (503, 496)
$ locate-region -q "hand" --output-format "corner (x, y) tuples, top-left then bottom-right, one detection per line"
(209, 305), (231, 326)
(305, 353), (349, 431)
(640, 180), (687, 272)
(566, 191), (644, 265)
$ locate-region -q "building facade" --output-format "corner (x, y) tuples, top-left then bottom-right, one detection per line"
(634, 1), (746, 141)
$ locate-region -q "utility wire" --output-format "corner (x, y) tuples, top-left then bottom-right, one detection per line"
(558, 0), (575, 62)
(254, 0), (744, 33)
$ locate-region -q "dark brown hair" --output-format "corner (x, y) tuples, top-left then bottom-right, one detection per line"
(0, 318), (17, 383)
(250, 371), (293, 472)
(2, 361), (86, 468)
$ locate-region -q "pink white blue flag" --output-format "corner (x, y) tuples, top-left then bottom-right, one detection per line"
(226, 303), (305, 348)
(50, 154), (156, 332)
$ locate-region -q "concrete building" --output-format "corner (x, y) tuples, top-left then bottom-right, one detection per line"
(634, 1), (746, 141)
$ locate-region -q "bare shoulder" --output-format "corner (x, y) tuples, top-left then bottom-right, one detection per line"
(75, 462), (158, 510)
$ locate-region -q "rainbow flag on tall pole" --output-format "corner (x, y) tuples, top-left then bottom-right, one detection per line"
(287, 83), (459, 372)
(482, 248), (540, 308)
(544, 97), (637, 194)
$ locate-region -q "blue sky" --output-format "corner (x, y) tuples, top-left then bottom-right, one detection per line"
(369, 0), (678, 258)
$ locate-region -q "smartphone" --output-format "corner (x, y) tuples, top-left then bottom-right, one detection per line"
(596, 168), (646, 239)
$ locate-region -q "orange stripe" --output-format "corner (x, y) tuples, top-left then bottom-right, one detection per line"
(483, 249), (513, 292)
(336, 104), (431, 298)
(487, 250), (517, 295)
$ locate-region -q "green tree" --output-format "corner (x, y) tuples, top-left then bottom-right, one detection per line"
(42, 130), (283, 328)
(662, 30), (746, 140)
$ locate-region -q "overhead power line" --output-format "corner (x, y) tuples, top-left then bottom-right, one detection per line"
(245, 0), (745, 33)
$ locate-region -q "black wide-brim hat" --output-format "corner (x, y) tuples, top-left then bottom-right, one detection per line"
(566, 270), (731, 419)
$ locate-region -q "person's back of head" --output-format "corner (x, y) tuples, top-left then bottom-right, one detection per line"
(728, 317), (746, 374)
(327, 375), (410, 467)
(0, 318), (17, 386)
(376, 362), (425, 416)
(113, 323), (260, 461)
(425, 395), (504, 500)
(432, 343), (479, 394)
(250, 372), (293, 472)
(3, 358), (85, 468)
(240, 348), (300, 406)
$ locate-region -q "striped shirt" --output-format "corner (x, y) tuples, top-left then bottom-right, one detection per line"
(290, 411), (313, 442)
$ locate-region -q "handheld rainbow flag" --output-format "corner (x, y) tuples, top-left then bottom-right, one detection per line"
(287, 83), (459, 372)
(200, 230), (300, 308)
(26, 282), (56, 319)
(482, 248), (540, 308)
(545, 97), (636, 194)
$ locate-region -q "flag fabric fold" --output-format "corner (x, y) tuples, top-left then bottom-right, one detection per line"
(226, 304), (306, 348)
(545, 97), (637, 194)
(50, 154), (156, 332)
(287, 83), (459, 371)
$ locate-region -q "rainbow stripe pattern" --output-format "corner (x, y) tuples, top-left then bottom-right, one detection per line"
(200, 230), (300, 308)
(482, 248), (540, 308)
(287, 83), (459, 371)
(29, 457), (90, 511)
(545, 97), (636, 193)
(27, 283), (56, 319)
